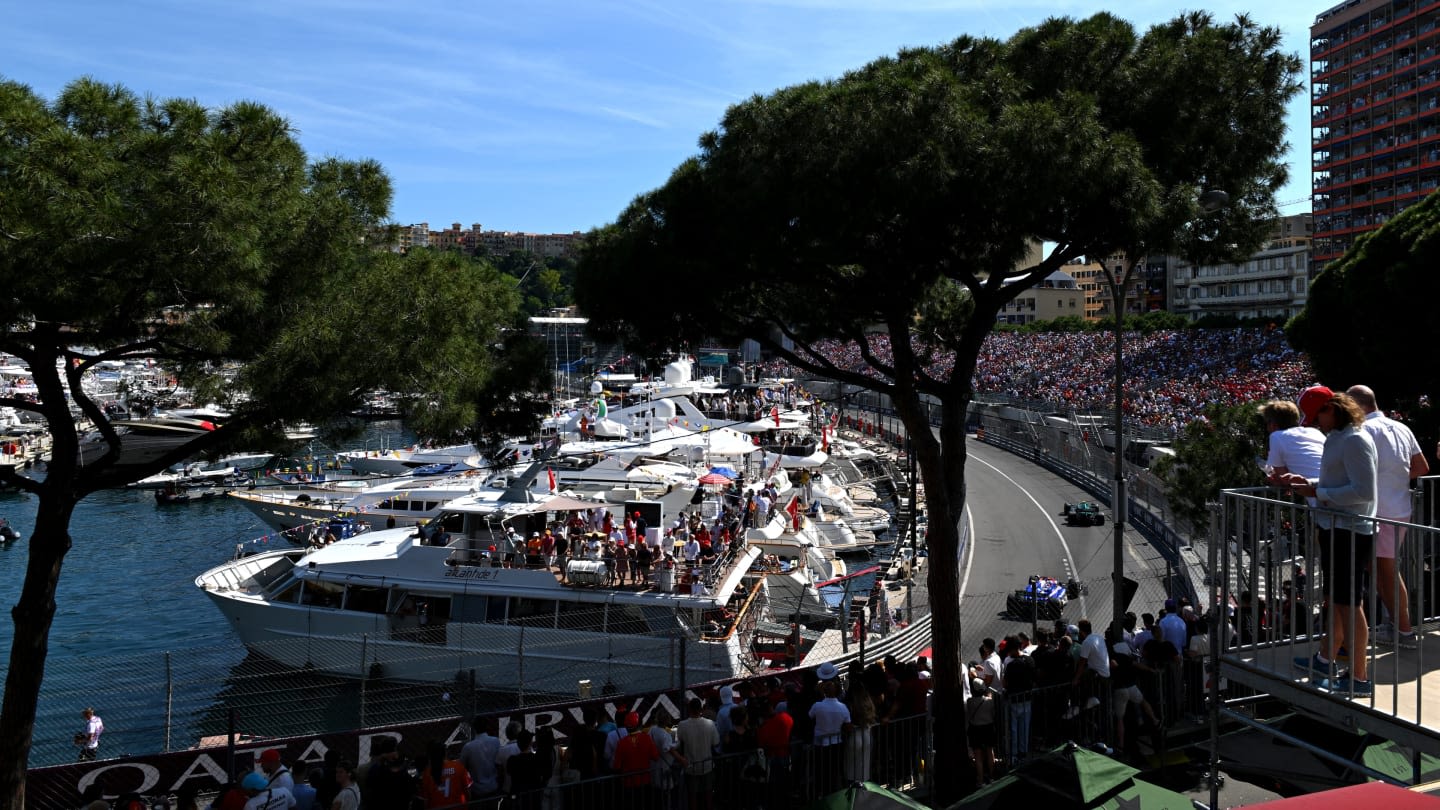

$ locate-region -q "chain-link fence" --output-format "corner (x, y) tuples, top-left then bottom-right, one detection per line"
(26, 566), (933, 770)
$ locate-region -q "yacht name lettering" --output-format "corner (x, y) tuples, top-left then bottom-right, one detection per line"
(445, 567), (501, 580)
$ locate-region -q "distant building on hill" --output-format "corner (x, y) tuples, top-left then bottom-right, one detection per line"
(375, 222), (585, 259)
(1168, 213), (1314, 321)
(996, 270), (1086, 325)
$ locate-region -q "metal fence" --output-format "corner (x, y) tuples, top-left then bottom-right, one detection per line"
(26, 584), (935, 773)
(1212, 484), (1440, 735)
(454, 712), (933, 810)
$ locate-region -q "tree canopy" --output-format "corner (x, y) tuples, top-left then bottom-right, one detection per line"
(0, 77), (539, 805)
(576, 12), (1300, 799)
(1287, 190), (1440, 413)
(1155, 402), (1268, 531)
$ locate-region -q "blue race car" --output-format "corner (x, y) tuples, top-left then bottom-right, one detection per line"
(1007, 575), (1070, 620)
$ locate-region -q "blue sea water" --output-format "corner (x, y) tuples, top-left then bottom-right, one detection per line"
(0, 422), (415, 765)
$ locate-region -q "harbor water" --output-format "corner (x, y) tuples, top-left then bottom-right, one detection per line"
(0, 422), (418, 765)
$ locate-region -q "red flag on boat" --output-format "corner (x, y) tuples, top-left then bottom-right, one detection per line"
(786, 496), (801, 530)
(547, 467), (557, 493)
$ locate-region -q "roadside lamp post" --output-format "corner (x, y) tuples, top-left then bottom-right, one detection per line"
(1103, 189), (1229, 640)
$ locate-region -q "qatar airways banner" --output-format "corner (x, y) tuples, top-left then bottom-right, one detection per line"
(29, 684), (722, 808)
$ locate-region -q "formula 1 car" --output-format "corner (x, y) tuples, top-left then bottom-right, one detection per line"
(1006, 575), (1070, 620)
(1062, 501), (1106, 526)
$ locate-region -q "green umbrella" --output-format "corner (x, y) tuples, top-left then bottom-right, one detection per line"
(806, 781), (934, 810)
(945, 744), (1194, 810)
(1362, 740), (1440, 784)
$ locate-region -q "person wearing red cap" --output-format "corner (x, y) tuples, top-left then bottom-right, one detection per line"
(611, 711), (660, 792)
(1280, 390), (1378, 696)
(258, 748), (295, 792)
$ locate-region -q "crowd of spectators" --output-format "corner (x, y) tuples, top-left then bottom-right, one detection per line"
(207, 659), (933, 810)
(760, 326), (1314, 433)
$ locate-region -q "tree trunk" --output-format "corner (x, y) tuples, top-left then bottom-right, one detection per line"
(898, 389), (972, 803)
(0, 494), (77, 809)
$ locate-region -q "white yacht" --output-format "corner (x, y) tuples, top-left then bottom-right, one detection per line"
(803, 472), (893, 533)
(337, 442), (487, 476)
(197, 494), (772, 693)
(227, 466), (550, 533)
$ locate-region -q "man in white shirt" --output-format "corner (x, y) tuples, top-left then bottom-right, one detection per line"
(1067, 619), (1110, 718)
(1350, 385), (1428, 648)
(77, 708), (103, 761)
(676, 698), (720, 808)
(809, 679), (851, 745)
(1262, 398), (1325, 553)
(977, 639), (1003, 694)
(755, 491), (772, 526)
(459, 716), (501, 801)
(1262, 398), (1325, 480)
(259, 749), (295, 792)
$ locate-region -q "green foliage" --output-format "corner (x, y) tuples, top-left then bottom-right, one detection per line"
(1131, 311), (1191, 333)
(1029, 315), (1095, 333)
(1155, 402), (1268, 532)
(578, 12), (1301, 392)
(0, 77), (545, 797)
(0, 77), (534, 474)
(574, 15), (1299, 788)
(1288, 191), (1440, 407)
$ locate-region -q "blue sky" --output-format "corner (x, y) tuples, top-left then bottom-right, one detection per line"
(10, 0), (1322, 234)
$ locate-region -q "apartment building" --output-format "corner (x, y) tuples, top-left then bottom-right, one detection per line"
(1311, 0), (1440, 272)
(1169, 213), (1314, 321)
(996, 270), (1087, 325)
(377, 222), (586, 259)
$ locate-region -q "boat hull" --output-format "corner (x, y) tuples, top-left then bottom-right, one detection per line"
(201, 589), (743, 693)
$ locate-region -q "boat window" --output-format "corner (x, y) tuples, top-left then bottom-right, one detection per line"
(300, 580), (343, 608)
(483, 596), (509, 623)
(605, 603), (650, 635)
(387, 589), (411, 613)
(344, 585), (388, 614)
(508, 598), (556, 628)
(452, 594), (487, 622)
(641, 605), (681, 633)
(377, 498), (397, 510)
(556, 602), (601, 630)
(423, 501), (439, 512)
(268, 580), (301, 604)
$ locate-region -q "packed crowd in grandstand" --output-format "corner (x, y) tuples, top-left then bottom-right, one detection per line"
(767, 327), (1314, 433)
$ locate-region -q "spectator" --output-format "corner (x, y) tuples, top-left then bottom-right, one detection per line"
(1282, 388), (1379, 695)
(417, 740), (471, 809)
(1350, 384), (1428, 650)
(329, 762), (359, 810)
(676, 698), (719, 810)
(459, 716), (501, 803)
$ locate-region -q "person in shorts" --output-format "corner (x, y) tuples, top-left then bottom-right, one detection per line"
(1281, 388), (1378, 695)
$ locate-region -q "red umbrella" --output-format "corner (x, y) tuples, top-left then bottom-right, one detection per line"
(1247, 783), (1440, 809)
(697, 472), (730, 486)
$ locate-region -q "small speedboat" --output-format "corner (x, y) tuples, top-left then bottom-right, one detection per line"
(0, 519), (22, 545)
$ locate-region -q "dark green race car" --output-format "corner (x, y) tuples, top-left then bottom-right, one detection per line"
(1062, 501), (1105, 526)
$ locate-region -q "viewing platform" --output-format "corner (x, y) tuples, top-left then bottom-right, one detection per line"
(1212, 485), (1440, 766)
